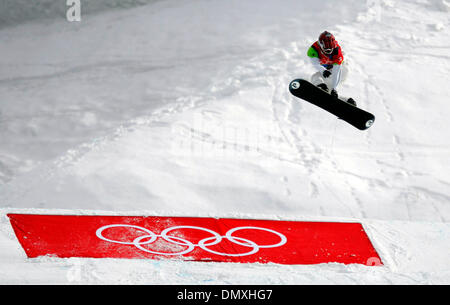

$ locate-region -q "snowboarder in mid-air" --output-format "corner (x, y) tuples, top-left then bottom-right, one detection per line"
(307, 31), (355, 106)
(288, 31), (375, 130)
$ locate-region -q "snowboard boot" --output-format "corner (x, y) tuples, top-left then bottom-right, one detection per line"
(347, 98), (357, 107)
(331, 89), (338, 98)
(317, 83), (328, 92)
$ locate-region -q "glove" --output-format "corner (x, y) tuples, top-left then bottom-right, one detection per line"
(323, 70), (332, 78)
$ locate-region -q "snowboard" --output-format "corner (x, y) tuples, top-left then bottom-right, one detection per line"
(289, 79), (375, 130)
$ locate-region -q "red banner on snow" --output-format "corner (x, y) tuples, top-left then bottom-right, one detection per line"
(8, 214), (382, 265)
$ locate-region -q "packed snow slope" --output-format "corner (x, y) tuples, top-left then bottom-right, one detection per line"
(0, 0), (449, 284)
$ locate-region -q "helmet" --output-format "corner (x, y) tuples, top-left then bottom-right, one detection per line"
(318, 31), (337, 54)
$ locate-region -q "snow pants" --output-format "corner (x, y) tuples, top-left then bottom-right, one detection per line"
(310, 61), (348, 91)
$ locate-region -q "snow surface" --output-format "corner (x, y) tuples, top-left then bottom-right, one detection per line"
(0, 0), (449, 284)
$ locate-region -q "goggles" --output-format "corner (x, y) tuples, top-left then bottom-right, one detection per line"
(318, 40), (334, 54)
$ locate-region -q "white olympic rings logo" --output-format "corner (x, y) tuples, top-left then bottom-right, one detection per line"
(96, 224), (287, 257)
